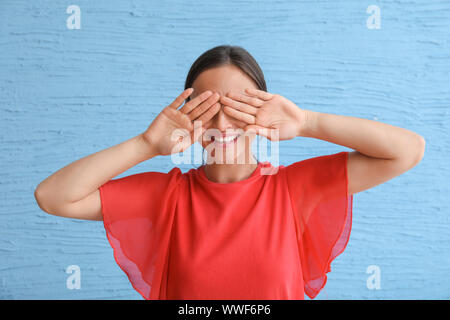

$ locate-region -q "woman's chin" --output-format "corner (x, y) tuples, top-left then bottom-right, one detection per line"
(203, 148), (247, 165)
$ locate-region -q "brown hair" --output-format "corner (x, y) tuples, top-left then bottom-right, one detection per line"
(184, 45), (267, 102)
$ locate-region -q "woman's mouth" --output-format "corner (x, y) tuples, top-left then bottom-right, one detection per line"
(210, 134), (241, 148)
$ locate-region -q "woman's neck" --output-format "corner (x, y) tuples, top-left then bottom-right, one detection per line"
(203, 157), (258, 183)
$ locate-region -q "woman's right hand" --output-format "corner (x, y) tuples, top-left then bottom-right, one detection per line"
(141, 89), (221, 156)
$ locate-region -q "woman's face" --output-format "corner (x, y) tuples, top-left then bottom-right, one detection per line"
(190, 64), (258, 164)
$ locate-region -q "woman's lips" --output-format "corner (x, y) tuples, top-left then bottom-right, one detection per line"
(210, 134), (241, 147)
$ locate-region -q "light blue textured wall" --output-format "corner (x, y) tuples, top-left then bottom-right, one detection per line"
(1, 0), (448, 299)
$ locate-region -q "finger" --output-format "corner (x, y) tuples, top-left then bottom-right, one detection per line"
(187, 92), (220, 120)
(244, 88), (274, 101)
(244, 125), (279, 140)
(223, 106), (255, 124)
(195, 102), (221, 125)
(226, 91), (264, 107)
(220, 95), (258, 115)
(168, 88), (194, 109)
(179, 90), (213, 113)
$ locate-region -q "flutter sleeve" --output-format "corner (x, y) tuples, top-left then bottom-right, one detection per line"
(98, 167), (182, 300)
(283, 151), (353, 299)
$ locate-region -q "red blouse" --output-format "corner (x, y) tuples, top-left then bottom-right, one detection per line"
(99, 151), (353, 300)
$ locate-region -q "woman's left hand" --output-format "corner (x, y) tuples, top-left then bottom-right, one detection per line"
(220, 88), (307, 141)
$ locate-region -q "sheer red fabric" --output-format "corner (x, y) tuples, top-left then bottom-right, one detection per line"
(99, 151), (353, 299)
(284, 151), (353, 299)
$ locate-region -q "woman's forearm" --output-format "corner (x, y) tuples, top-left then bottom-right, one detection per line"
(35, 133), (157, 207)
(299, 110), (425, 163)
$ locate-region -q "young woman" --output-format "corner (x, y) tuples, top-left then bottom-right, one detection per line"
(34, 45), (425, 300)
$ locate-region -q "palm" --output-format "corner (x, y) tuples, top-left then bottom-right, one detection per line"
(142, 88), (221, 156)
(146, 107), (193, 155)
(255, 95), (302, 140)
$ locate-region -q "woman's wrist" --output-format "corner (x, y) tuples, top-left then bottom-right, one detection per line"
(136, 133), (159, 160)
(297, 109), (318, 138)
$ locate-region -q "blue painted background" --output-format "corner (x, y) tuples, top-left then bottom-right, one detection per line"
(1, 0), (449, 299)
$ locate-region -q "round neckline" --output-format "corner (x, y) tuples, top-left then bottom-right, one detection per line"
(197, 162), (268, 186)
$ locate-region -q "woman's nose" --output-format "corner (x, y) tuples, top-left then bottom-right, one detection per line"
(209, 105), (234, 130)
